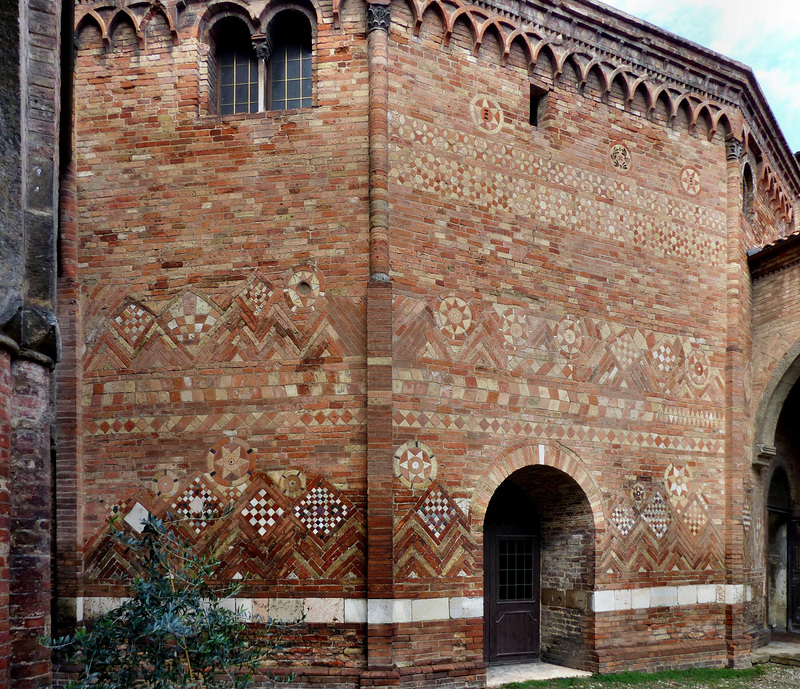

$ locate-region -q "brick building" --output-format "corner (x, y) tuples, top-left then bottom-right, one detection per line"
(3, 0), (800, 686)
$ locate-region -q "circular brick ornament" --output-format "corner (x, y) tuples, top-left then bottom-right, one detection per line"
(609, 143), (632, 173)
(553, 315), (583, 358)
(664, 463), (692, 508)
(470, 95), (504, 134)
(153, 469), (179, 499)
(278, 469), (306, 499)
(500, 308), (529, 349)
(436, 296), (473, 339)
(285, 266), (325, 311)
(207, 438), (254, 488)
(685, 348), (710, 388)
(680, 166), (701, 196)
(394, 441), (437, 490)
(632, 483), (647, 507)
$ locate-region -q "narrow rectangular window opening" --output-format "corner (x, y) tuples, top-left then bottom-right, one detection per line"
(530, 84), (548, 127)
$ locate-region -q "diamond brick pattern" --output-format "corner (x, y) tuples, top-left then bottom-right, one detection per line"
(392, 408), (723, 454)
(241, 489), (284, 536)
(391, 113), (726, 267)
(611, 503), (636, 536)
(609, 334), (639, 371)
(641, 492), (671, 539)
(683, 497), (708, 536)
(242, 281), (272, 316)
(653, 342), (679, 372)
(164, 292), (219, 344)
(113, 302), (154, 344)
(86, 408), (367, 437)
(417, 488), (456, 540)
(171, 478), (223, 535)
(294, 483), (350, 538)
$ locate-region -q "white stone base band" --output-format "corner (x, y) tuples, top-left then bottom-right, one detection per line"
(74, 585), (757, 623)
(76, 595), (483, 623)
(591, 584), (759, 613)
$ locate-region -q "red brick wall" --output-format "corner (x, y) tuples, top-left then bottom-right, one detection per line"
(595, 606), (727, 672)
(63, 0), (800, 679)
(388, 0), (729, 584)
(68, 2), (371, 599)
(393, 619), (481, 667)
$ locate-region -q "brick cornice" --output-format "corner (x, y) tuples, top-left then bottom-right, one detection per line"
(72, 0), (800, 208)
(398, 0), (800, 212)
(748, 233), (800, 280)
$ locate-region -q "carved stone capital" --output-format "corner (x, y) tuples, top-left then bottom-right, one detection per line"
(753, 443), (776, 468)
(725, 137), (743, 161)
(252, 34), (271, 62)
(366, 4), (391, 33)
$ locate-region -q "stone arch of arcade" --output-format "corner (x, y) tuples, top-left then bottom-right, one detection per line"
(753, 340), (800, 633)
(755, 344), (800, 634)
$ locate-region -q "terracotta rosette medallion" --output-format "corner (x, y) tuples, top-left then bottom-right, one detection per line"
(470, 94), (504, 134)
(632, 482), (647, 507)
(680, 165), (701, 196)
(394, 440), (437, 490)
(685, 347), (711, 388)
(495, 305), (529, 349)
(609, 142), (632, 173)
(207, 438), (254, 488)
(553, 315), (584, 359)
(284, 266), (325, 311)
(435, 296), (473, 339)
(664, 463), (692, 508)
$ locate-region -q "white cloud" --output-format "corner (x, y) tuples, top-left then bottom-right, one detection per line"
(599, 0), (800, 151)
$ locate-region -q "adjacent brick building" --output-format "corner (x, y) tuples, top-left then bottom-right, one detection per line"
(3, 0), (800, 686)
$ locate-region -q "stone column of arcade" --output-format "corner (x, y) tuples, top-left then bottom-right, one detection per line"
(364, 2), (397, 686)
(723, 137), (750, 665)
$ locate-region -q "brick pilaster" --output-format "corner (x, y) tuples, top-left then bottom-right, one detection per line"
(367, 2), (391, 282)
(54, 157), (84, 627)
(723, 138), (749, 665)
(365, 2), (396, 683)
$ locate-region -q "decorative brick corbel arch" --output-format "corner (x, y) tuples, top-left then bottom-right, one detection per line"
(470, 441), (606, 535)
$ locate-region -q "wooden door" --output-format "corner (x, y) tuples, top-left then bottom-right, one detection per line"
(484, 529), (540, 663)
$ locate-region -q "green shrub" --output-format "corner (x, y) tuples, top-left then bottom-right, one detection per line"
(51, 514), (286, 689)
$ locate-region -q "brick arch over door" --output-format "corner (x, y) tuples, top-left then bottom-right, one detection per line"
(471, 442), (606, 535)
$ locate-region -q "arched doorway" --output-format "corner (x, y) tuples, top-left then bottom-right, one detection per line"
(484, 480), (541, 663)
(483, 465), (595, 669)
(767, 376), (800, 633)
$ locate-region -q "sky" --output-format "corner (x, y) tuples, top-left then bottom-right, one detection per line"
(598, 0), (800, 154)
